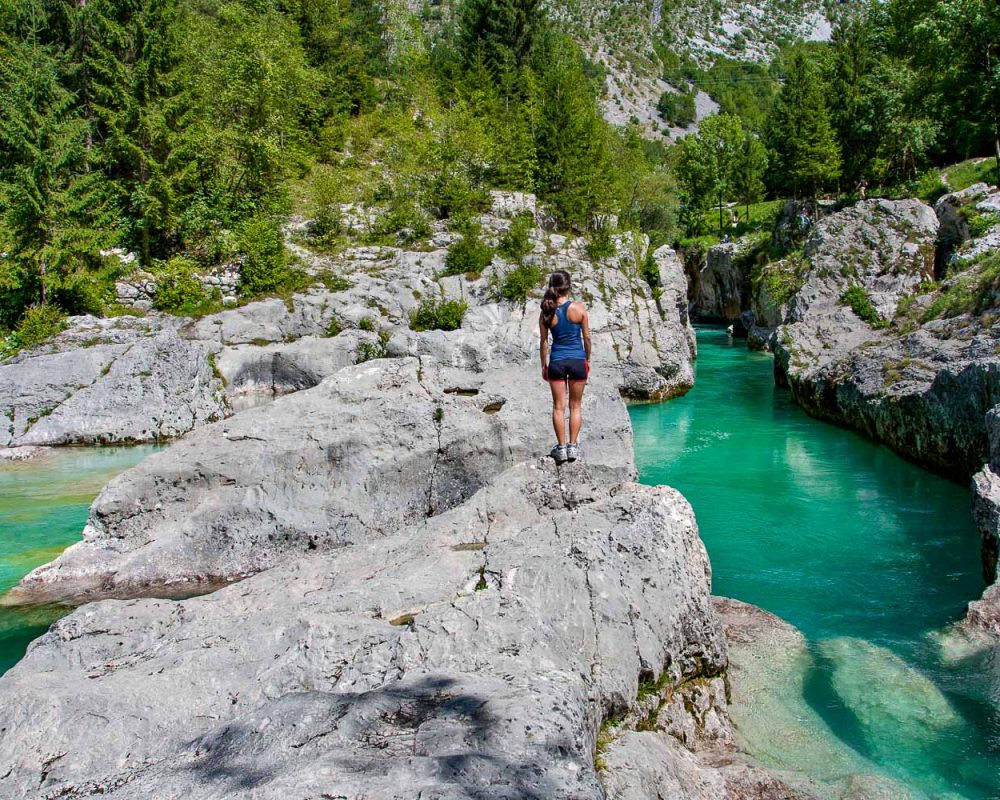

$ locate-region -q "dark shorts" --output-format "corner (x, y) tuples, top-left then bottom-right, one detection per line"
(548, 359), (589, 383)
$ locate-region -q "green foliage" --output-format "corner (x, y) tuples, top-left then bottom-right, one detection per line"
(755, 255), (807, 307)
(768, 51), (841, 197)
(235, 215), (288, 297)
(585, 225), (617, 260)
(840, 285), (886, 327)
(497, 262), (545, 303)
(152, 257), (219, 316)
(676, 114), (766, 236)
(943, 159), (996, 192)
(443, 226), (495, 276)
(913, 170), (949, 203)
(354, 329), (391, 363)
(656, 89), (696, 128)
(409, 297), (468, 331)
(640, 252), (661, 294)
(357, 316), (376, 332)
(964, 210), (1000, 239)
(924, 253), (1000, 320)
(498, 212), (535, 261)
(2, 304), (67, 358)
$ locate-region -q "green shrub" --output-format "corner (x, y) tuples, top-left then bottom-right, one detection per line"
(966, 211), (1000, 239)
(326, 316), (343, 337)
(498, 212), (535, 262)
(443, 227), (494, 276)
(840, 285), (885, 327)
(640, 252), (661, 293)
(409, 297), (468, 331)
(586, 225), (617, 260)
(914, 170), (948, 204)
(498, 262), (546, 303)
(656, 89), (696, 127)
(373, 197), (431, 243)
(357, 316), (375, 332)
(153, 257), (218, 315)
(2, 304), (67, 357)
(354, 329), (392, 363)
(236, 215), (288, 296)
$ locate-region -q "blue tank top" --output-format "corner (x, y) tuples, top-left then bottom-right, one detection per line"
(549, 301), (586, 361)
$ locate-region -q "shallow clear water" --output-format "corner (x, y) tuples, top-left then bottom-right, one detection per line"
(630, 326), (1000, 799)
(0, 447), (155, 676)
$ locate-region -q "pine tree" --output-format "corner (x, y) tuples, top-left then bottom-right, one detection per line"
(770, 51), (841, 198)
(733, 131), (768, 222)
(0, 2), (90, 318)
(457, 0), (543, 73)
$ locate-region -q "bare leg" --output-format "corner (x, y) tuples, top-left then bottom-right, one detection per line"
(569, 381), (585, 443)
(549, 380), (568, 444)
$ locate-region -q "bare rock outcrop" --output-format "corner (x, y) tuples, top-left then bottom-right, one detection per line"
(0, 315), (226, 448)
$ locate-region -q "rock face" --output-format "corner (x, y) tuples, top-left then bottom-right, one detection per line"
(748, 193), (1000, 637)
(0, 315), (227, 448)
(0, 463), (728, 799)
(766, 198), (1000, 480)
(687, 242), (751, 323)
(1, 198), (694, 442)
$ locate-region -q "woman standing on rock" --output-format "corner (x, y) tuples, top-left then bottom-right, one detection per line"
(539, 270), (591, 464)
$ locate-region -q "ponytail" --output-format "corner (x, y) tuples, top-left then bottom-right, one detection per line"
(541, 270), (572, 325)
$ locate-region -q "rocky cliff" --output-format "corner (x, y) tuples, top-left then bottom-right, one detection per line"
(0, 194), (806, 798)
(743, 189), (1000, 636)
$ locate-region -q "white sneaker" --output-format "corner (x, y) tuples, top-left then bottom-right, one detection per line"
(566, 443), (579, 462)
(550, 444), (568, 463)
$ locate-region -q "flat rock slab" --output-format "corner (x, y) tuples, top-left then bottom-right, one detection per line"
(4, 357), (633, 607)
(0, 464), (725, 799)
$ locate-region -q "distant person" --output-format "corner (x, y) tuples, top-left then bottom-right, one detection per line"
(857, 176), (869, 201)
(731, 209), (740, 229)
(539, 270), (591, 464)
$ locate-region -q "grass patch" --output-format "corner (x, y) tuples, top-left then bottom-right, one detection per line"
(409, 298), (468, 331)
(943, 158), (998, 192)
(315, 271), (354, 292)
(840, 285), (887, 327)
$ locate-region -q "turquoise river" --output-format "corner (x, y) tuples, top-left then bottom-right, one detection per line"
(0, 446), (155, 675)
(630, 326), (1000, 799)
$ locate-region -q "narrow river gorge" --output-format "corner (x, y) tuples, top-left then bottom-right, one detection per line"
(631, 326), (1000, 799)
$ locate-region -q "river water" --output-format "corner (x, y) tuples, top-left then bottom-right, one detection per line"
(630, 326), (1000, 799)
(0, 446), (155, 675)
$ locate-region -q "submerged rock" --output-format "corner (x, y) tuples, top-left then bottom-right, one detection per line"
(715, 598), (927, 800)
(818, 637), (963, 746)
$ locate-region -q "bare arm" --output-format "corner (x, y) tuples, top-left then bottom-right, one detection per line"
(539, 315), (549, 375)
(581, 306), (592, 361)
